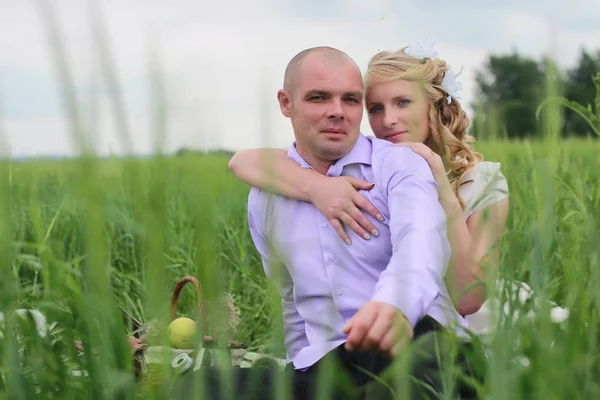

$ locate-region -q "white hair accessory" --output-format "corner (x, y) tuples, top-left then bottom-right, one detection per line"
(404, 38), (463, 104)
(404, 38), (439, 59)
(454, 154), (468, 166)
(441, 68), (463, 104)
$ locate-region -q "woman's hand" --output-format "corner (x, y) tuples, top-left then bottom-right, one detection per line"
(308, 175), (383, 245)
(398, 142), (455, 203)
(398, 142), (445, 177)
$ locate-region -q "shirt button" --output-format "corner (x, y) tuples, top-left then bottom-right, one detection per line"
(322, 221), (328, 227)
(336, 289), (343, 295)
(328, 256), (335, 262)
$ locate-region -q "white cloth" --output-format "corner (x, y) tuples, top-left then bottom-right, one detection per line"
(0, 308), (57, 339)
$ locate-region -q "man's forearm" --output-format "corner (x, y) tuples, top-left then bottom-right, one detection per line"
(372, 176), (450, 326)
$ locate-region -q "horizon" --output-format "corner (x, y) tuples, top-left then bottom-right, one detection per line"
(1, 0), (600, 158)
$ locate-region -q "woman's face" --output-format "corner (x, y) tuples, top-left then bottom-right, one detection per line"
(365, 79), (430, 145)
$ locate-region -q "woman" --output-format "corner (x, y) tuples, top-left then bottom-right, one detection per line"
(228, 42), (510, 335)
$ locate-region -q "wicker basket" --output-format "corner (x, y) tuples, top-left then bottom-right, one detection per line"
(137, 276), (247, 386)
(169, 276), (247, 349)
(169, 276), (207, 341)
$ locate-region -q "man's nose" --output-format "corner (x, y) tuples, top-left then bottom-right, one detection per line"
(327, 99), (344, 119)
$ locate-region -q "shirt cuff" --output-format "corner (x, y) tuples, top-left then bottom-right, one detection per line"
(371, 273), (440, 327)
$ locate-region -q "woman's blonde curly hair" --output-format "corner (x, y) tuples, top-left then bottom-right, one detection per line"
(365, 47), (483, 208)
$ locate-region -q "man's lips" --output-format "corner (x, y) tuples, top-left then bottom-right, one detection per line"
(321, 129), (346, 137)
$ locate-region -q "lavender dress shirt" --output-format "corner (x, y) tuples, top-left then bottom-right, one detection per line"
(247, 134), (466, 370)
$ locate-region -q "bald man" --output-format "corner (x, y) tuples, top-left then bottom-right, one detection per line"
(174, 46), (469, 400)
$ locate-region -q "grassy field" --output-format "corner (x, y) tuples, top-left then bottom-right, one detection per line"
(0, 137), (599, 399)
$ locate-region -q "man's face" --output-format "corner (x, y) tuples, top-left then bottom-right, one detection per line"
(278, 54), (364, 172)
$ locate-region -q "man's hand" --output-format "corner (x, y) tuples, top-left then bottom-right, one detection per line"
(342, 301), (413, 358)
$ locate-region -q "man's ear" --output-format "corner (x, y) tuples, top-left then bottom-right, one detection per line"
(277, 89), (292, 118)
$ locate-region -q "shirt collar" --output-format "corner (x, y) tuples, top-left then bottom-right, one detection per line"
(286, 134), (373, 177)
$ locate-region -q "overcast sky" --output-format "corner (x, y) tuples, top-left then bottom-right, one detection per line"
(1, 0), (599, 157)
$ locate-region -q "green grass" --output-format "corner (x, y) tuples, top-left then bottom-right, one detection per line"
(1, 3), (598, 398)
(0, 138), (599, 399)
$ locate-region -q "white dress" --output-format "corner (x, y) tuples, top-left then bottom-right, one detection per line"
(457, 162), (568, 336)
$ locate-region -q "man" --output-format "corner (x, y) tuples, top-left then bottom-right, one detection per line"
(176, 46), (467, 399)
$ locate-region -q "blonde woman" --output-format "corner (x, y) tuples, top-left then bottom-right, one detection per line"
(229, 43), (510, 335)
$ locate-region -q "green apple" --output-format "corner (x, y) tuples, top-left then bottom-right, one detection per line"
(168, 317), (197, 349)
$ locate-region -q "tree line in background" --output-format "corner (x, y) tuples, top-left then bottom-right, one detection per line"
(176, 47), (600, 157)
(469, 47), (600, 139)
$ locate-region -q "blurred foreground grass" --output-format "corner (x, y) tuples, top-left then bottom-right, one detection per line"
(2, 3), (599, 396)
(0, 137), (599, 398)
